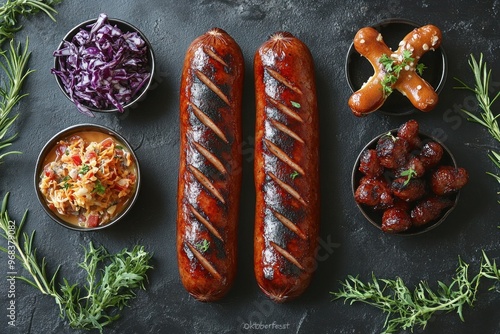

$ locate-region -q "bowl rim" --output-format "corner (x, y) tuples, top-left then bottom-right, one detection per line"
(351, 128), (459, 236)
(345, 17), (448, 116)
(34, 123), (141, 231)
(53, 17), (156, 114)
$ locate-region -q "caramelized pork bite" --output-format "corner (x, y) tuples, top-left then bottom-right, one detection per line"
(431, 166), (469, 195)
(376, 135), (409, 169)
(397, 119), (421, 149)
(359, 149), (384, 177)
(411, 196), (454, 226)
(382, 208), (412, 233)
(419, 141), (443, 169)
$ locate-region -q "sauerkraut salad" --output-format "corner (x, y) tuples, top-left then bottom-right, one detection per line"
(39, 135), (137, 227)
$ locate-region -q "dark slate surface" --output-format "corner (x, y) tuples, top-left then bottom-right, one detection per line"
(1, 0), (500, 333)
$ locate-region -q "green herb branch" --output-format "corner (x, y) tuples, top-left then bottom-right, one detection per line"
(454, 54), (500, 201)
(0, 38), (33, 162)
(0, 0), (61, 45)
(331, 252), (499, 334)
(0, 0), (61, 163)
(0, 193), (153, 332)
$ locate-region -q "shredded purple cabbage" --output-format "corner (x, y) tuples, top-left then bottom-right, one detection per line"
(52, 13), (151, 115)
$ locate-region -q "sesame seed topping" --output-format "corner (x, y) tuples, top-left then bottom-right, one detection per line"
(417, 85), (422, 90)
(423, 43), (429, 51)
(431, 35), (439, 46)
(360, 39), (365, 44)
(376, 34), (383, 42)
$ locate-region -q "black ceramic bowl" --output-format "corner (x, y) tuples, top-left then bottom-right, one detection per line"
(351, 129), (459, 236)
(53, 16), (155, 114)
(34, 124), (141, 231)
(345, 18), (447, 115)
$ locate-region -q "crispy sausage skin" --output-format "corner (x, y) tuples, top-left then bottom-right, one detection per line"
(254, 32), (320, 302)
(177, 28), (243, 301)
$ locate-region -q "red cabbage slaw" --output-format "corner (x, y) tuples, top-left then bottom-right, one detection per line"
(52, 13), (151, 116)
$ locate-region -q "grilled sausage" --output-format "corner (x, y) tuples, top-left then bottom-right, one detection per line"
(177, 28), (243, 301)
(254, 32), (320, 302)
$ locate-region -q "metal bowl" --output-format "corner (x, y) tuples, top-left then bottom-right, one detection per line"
(34, 124), (141, 231)
(53, 16), (155, 114)
(345, 18), (447, 116)
(351, 129), (459, 236)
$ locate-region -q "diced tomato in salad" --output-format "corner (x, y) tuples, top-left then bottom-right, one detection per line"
(71, 155), (82, 165)
(86, 215), (99, 228)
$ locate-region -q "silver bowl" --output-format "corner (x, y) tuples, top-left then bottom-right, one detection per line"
(34, 124), (141, 231)
(53, 17), (155, 114)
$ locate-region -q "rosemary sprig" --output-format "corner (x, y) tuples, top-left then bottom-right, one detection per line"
(0, 0), (61, 163)
(0, 193), (153, 332)
(0, 38), (33, 162)
(331, 252), (500, 334)
(0, 0), (61, 45)
(454, 54), (500, 201)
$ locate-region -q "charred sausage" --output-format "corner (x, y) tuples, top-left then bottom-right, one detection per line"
(254, 32), (320, 302)
(177, 28), (244, 301)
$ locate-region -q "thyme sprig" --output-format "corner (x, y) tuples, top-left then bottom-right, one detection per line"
(0, 193), (153, 332)
(454, 54), (500, 201)
(331, 252), (500, 334)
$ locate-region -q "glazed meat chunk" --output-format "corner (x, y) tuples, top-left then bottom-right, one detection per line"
(358, 149), (384, 177)
(376, 135), (409, 169)
(419, 141), (443, 169)
(382, 208), (412, 233)
(397, 119), (421, 149)
(411, 196), (454, 226)
(391, 177), (426, 202)
(431, 166), (469, 195)
(355, 177), (393, 209)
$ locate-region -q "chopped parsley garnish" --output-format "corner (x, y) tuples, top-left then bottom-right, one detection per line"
(93, 180), (106, 195)
(291, 101), (301, 108)
(379, 50), (424, 96)
(290, 170), (300, 180)
(62, 176), (71, 190)
(416, 63), (427, 76)
(79, 164), (90, 175)
(195, 239), (210, 253)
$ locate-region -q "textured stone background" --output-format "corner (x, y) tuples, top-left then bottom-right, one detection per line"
(1, 0), (500, 333)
